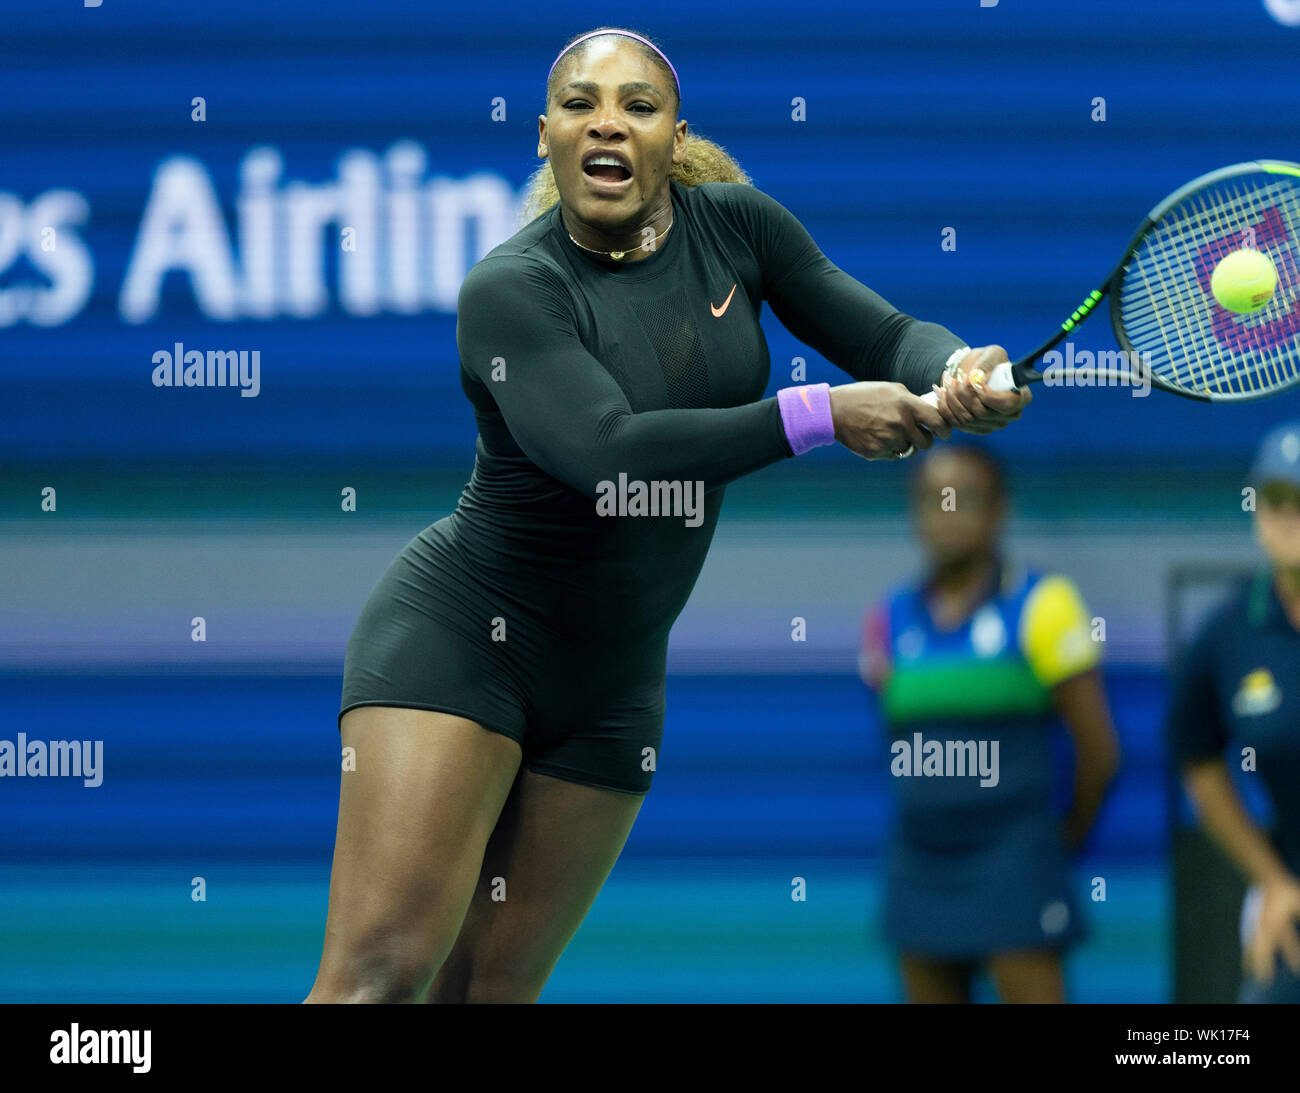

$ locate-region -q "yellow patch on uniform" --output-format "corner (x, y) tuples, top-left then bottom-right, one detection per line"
(1018, 574), (1101, 688)
(1232, 668), (1282, 717)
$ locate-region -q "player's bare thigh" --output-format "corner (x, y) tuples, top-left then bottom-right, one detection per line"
(426, 768), (645, 1003)
(305, 706), (522, 1003)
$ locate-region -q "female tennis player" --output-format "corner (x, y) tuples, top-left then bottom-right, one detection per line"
(860, 445), (1119, 1003)
(1171, 420), (1300, 1004)
(304, 25), (1030, 1004)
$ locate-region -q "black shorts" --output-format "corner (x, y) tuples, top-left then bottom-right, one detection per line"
(339, 517), (667, 795)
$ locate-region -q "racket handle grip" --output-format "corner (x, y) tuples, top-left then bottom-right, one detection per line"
(919, 359), (1017, 407)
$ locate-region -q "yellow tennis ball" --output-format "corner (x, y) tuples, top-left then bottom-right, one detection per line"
(1211, 248), (1277, 314)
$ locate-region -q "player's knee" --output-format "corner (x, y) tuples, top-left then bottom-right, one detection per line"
(309, 964), (434, 1004)
(310, 938), (442, 1003)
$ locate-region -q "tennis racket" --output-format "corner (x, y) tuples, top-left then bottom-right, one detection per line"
(919, 159), (1300, 407)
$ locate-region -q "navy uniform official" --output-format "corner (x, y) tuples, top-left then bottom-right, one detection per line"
(1170, 420), (1300, 1004)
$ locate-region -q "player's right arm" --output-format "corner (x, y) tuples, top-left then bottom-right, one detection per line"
(457, 257), (951, 474)
(456, 258), (796, 497)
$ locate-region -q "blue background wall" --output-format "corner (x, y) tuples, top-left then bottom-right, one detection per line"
(2, 0), (1299, 1001)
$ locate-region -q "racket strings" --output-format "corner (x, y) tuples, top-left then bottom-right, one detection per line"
(1131, 180), (1298, 392)
(1215, 181), (1299, 393)
(1119, 175), (1300, 398)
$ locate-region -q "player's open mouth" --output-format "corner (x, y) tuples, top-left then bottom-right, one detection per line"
(582, 151), (633, 190)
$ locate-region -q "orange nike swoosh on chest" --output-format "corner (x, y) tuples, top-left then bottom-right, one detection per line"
(710, 283), (737, 317)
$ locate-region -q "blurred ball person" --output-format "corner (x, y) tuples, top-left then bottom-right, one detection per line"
(1171, 419), (1300, 1004)
(306, 27), (1029, 1003)
(861, 445), (1120, 1002)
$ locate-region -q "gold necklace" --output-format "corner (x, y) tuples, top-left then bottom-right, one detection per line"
(567, 215), (673, 261)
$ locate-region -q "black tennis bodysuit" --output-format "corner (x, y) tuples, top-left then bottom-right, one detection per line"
(340, 177), (966, 793)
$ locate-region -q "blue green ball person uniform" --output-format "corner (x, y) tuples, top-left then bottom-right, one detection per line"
(861, 445), (1120, 1003)
(1170, 420), (1300, 1005)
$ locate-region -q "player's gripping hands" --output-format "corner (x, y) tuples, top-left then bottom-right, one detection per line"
(929, 345), (1033, 435)
(828, 346), (1032, 460)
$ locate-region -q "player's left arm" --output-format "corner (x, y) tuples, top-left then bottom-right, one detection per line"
(1019, 575), (1121, 850)
(729, 184), (1027, 430)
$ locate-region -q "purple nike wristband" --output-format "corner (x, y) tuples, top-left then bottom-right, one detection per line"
(777, 383), (836, 455)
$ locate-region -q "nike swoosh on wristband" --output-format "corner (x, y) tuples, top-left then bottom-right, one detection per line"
(710, 283), (737, 317)
(798, 388), (812, 411)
